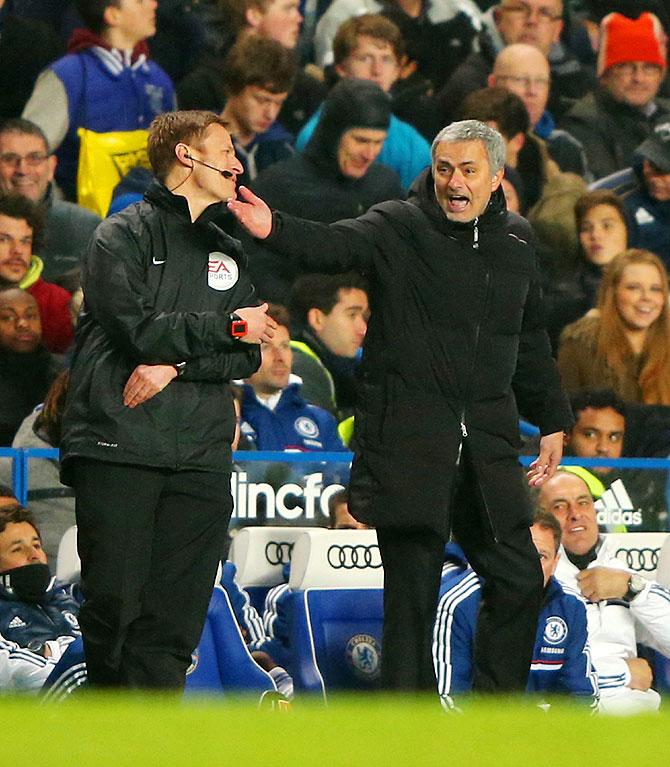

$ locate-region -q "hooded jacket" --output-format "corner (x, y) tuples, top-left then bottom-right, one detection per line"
(296, 80), (430, 191)
(19, 255), (74, 354)
(22, 29), (174, 200)
(257, 82), (403, 213)
(60, 181), (261, 480)
(247, 79), (401, 299)
(261, 167), (572, 534)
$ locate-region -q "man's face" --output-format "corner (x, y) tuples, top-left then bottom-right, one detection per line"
(0, 131), (55, 202)
(332, 501), (370, 530)
(495, 0), (563, 56)
(309, 287), (368, 358)
(601, 62), (665, 109)
(228, 86), (289, 139)
(642, 159), (670, 201)
(0, 289), (41, 353)
(491, 48), (551, 127)
(530, 523), (559, 586)
(0, 215), (32, 285)
(248, 324), (292, 395)
(187, 123), (243, 203)
(567, 407), (625, 476)
(337, 128), (387, 179)
(0, 522), (47, 571)
(433, 139), (504, 223)
(335, 35), (401, 93)
(253, 0), (302, 49)
(538, 472), (599, 556)
(107, 0), (157, 43)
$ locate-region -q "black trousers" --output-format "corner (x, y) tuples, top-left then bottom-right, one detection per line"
(71, 458), (232, 690)
(376, 446), (544, 694)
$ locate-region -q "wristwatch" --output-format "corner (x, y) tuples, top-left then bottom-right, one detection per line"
(173, 361), (186, 377)
(228, 312), (248, 339)
(623, 573), (646, 602)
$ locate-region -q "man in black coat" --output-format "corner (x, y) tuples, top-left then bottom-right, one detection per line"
(60, 111), (276, 690)
(229, 119), (573, 694)
(248, 78), (401, 300)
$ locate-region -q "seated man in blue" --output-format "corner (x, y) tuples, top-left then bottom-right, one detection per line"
(0, 505), (84, 694)
(433, 510), (598, 708)
(240, 303), (346, 453)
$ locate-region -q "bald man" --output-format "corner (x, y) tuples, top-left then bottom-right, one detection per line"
(538, 470), (670, 714)
(490, 43), (589, 177)
(436, 0), (596, 125)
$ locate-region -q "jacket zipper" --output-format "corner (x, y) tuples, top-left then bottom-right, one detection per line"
(456, 254), (499, 542)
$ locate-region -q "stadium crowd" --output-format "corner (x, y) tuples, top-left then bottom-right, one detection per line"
(2, 0), (670, 708)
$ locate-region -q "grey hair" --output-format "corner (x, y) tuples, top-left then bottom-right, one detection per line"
(431, 120), (506, 174)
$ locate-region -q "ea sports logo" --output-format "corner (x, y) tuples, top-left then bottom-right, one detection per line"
(207, 252), (239, 291)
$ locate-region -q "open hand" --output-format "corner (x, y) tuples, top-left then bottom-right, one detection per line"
(227, 186), (273, 239)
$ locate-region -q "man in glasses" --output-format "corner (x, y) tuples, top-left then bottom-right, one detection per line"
(0, 119), (100, 287)
(489, 43), (589, 177)
(560, 12), (670, 181)
(437, 0), (594, 125)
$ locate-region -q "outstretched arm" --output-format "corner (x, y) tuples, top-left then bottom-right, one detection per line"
(227, 186), (273, 240)
(229, 186), (378, 275)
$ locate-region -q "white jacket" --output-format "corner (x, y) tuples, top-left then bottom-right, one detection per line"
(555, 536), (670, 714)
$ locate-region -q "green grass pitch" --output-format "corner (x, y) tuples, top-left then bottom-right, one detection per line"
(3, 694), (669, 766)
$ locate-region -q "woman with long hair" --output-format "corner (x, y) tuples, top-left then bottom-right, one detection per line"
(558, 248), (670, 404)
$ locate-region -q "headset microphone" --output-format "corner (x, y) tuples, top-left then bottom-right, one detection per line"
(184, 152), (234, 179)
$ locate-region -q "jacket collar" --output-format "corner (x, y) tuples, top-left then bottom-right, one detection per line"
(19, 255), (44, 290)
(144, 179), (232, 226)
(407, 166), (507, 240)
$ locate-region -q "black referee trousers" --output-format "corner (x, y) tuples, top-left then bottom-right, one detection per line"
(71, 458), (232, 690)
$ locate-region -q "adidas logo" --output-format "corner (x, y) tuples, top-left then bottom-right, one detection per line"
(595, 479), (642, 527)
(8, 616), (26, 629)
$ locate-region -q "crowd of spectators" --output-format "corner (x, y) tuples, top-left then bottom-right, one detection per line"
(3, 0), (670, 702)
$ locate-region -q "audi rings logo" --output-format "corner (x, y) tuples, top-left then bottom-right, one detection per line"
(327, 544), (382, 569)
(265, 541), (294, 566)
(615, 547), (659, 572)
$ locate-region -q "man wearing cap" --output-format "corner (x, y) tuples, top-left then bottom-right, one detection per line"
(248, 78), (401, 299)
(623, 123), (670, 267)
(560, 12), (670, 181)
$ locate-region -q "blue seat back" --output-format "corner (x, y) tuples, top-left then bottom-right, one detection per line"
(185, 585), (277, 696)
(288, 588), (383, 696)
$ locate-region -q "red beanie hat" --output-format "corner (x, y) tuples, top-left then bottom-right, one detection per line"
(597, 12), (667, 76)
